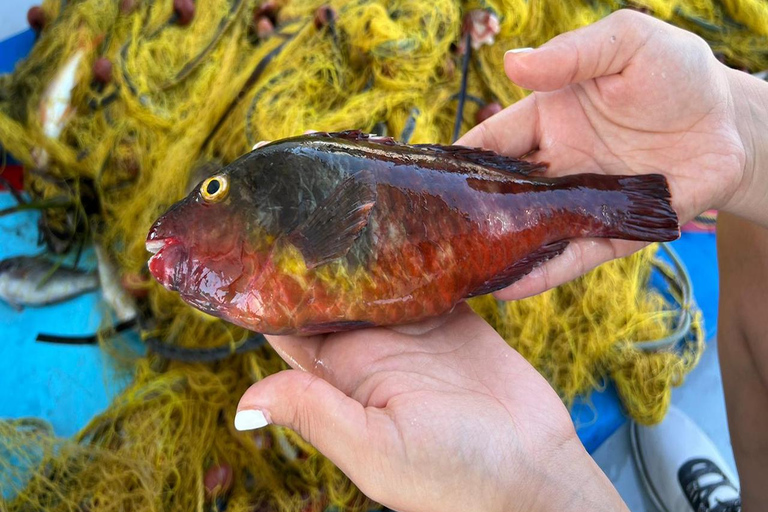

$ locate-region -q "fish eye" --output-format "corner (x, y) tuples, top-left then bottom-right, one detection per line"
(201, 175), (229, 203)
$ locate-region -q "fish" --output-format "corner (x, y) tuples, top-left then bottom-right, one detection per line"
(0, 255), (99, 309)
(93, 244), (138, 323)
(145, 130), (679, 335)
(32, 49), (85, 168)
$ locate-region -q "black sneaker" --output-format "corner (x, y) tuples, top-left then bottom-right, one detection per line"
(630, 406), (741, 512)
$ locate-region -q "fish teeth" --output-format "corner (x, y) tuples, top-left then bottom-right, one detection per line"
(145, 240), (166, 254)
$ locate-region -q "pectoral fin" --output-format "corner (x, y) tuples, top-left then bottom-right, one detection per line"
(287, 170), (377, 269)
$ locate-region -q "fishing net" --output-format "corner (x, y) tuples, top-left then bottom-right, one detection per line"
(1, 0), (763, 509)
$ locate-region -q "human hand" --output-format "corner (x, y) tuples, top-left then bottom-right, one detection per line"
(235, 304), (627, 512)
(457, 9), (768, 301)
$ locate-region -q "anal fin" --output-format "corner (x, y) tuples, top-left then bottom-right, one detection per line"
(466, 240), (569, 298)
(299, 320), (375, 335)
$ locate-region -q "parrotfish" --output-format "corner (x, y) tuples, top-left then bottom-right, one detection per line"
(146, 130), (679, 335)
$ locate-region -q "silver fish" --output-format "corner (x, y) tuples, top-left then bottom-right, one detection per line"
(0, 255), (99, 309)
(32, 50), (85, 168)
(93, 244), (138, 322)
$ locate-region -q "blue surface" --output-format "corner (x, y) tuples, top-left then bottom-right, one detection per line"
(0, 194), (133, 437)
(0, 29), (34, 75)
(0, 31), (721, 451)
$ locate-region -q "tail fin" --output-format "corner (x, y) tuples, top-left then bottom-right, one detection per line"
(597, 174), (680, 242)
(558, 173), (680, 242)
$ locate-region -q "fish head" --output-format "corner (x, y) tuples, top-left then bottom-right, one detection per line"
(0, 258), (19, 274)
(146, 165), (271, 318)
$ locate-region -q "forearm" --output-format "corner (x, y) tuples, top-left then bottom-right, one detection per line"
(716, 212), (768, 509)
(726, 68), (768, 226)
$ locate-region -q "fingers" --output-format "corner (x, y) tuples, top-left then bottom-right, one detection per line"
(235, 369), (369, 471)
(457, 9), (664, 157)
(494, 238), (646, 301)
(455, 93), (541, 157)
(503, 10), (663, 92)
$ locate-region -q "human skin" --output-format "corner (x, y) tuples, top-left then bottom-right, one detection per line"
(716, 212), (768, 510)
(235, 10), (768, 512)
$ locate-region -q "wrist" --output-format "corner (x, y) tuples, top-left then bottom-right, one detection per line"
(505, 431), (629, 512)
(724, 67), (768, 227)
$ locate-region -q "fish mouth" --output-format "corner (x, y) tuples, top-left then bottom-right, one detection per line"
(145, 236), (181, 260)
(145, 236), (184, 291)
(145, 239), (167, 255)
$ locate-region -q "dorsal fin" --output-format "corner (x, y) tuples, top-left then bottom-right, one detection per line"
(304, 131), (547, 176)
(304, 130), (399, 145)
(412, 144), (548, 176)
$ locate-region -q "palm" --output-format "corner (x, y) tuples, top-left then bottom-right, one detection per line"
(528, 52), (744, 224)
(457, 13), (747, 299)
(256, 305), (573, 512)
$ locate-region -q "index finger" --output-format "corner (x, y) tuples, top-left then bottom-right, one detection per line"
(455, 93), (541, 157)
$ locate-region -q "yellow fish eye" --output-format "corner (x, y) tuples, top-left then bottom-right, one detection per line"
(201, 175), (229, 203)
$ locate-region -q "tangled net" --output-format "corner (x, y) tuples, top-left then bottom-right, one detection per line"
(1, 0), (764, 510)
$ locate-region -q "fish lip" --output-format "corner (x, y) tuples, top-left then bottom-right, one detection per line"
(146, 237), (185, 292)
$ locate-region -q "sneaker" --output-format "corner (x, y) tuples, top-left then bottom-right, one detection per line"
(630, 405), (741, 512)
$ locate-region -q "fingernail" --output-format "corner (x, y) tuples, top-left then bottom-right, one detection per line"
(234, 409), (269, 431)
(252, 140), (270, 150)
(505, 47), (534, 55)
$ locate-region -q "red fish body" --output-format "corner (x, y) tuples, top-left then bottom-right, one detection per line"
(146, 131), (679, 335)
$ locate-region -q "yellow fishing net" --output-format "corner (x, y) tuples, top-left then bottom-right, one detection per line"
(1, 0), (763, 509)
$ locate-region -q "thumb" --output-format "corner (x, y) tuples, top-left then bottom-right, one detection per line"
(235, 370), (368, 467)
(504, 9), (663, 91)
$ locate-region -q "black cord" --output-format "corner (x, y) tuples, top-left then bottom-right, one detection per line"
(36, 318), (137, 344)
(36, 316), (268, 363)
(399, 107), (420, 144)
(452, 33), (472, 143)
(144, 332), (268, 363)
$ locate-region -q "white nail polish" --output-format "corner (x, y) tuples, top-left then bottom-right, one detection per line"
(235, 409), (269, 431)
(505, 47), (534, 55)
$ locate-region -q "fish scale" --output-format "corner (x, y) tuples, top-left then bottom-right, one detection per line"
(146, 130), (679, 335)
